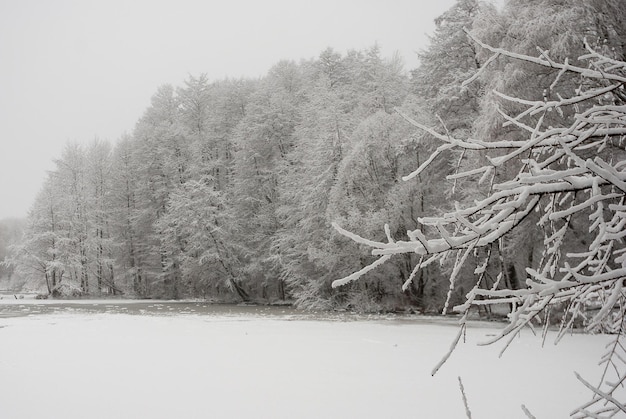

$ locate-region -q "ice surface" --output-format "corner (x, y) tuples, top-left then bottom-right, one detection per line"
(0, 303), (609, 419)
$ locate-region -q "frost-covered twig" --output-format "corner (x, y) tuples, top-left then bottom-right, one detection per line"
(458, 376), (473, 419)
(572, 324), (626, 418)
(521, 404), (537, 419)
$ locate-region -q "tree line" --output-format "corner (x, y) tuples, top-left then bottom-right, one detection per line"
(8, 0), (625, 314)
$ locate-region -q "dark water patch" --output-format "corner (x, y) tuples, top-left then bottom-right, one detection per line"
(0, 300), (320, 319)
(0, 295), (493, 329)
(0, 299), (451, 325)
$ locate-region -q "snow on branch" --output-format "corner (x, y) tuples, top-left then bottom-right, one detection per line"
(461, 28), (626, 85)
(332, 35), (626, 416)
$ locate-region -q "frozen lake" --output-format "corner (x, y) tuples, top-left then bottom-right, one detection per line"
(0, 298), (610, 418)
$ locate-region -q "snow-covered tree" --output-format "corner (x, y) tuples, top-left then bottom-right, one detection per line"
(15, 142), (117, 296)
(110, 134), (146, 295)
(53, 143), (91, 294)
(272, 67), (355, 308)
(131, 85), (191, 297)
(177, 74), (237, 190)
(85, 139), (118, 294)
(0, 217), (25, 288)
(411, 0), (487, 134)
(229, 62), (302, 301)
(156, 179), (249, 300)
(332, 34), (626, 416)
(9, 176), (64, 295)
(274, 48), (411, 309)
(327, 110), (436, 310)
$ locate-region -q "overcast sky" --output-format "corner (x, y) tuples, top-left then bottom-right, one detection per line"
(0, 0), (465, 220)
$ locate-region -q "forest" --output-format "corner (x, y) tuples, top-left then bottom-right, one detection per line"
(4, 0), (625, 317)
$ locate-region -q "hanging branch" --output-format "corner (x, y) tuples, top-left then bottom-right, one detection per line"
(332, 35), (626, 417)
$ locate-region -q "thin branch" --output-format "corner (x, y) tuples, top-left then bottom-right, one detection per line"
(458, 376), (473, 419)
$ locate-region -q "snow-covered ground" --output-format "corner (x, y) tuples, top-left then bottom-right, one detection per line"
(0, 301), (610, 418)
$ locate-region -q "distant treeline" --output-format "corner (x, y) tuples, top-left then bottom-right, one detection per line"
(8, 0), (625, 312)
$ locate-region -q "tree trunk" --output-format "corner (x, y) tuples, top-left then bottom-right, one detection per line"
(277, 278), (285, 301)
(228, 276), (250, 302)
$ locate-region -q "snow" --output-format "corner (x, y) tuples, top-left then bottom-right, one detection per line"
(0, 302), (610, 419)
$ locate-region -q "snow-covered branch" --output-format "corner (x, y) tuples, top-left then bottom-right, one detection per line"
(462, 28), (626, 85)
(332, 35), (626, 417)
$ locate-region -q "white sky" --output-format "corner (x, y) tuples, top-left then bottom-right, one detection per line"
(0, 0), (462, 220)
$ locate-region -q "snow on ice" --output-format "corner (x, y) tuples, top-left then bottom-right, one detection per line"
(0, 303), (610, 419)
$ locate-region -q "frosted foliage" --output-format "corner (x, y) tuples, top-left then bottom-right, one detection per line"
(333, 34), (626, 416)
